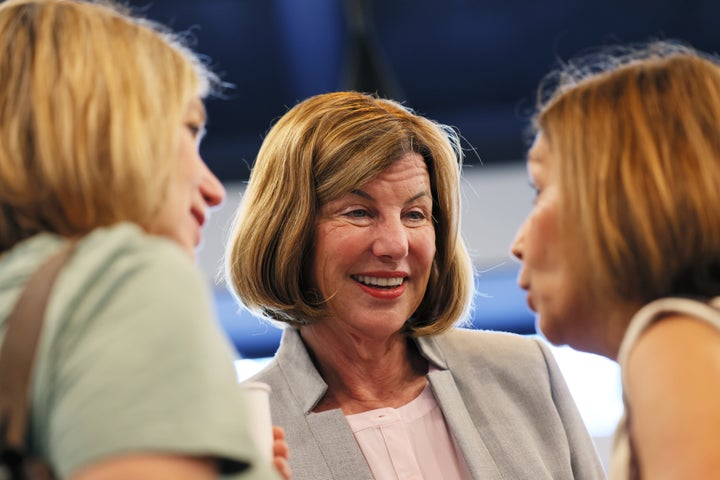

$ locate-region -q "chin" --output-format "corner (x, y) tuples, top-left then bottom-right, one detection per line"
(176, 238), (197, 258)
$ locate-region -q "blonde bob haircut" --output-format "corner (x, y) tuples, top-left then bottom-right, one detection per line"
(226, 91), (474, 336)
(0, 0), (215, 252)
(535, 41), (720, 305)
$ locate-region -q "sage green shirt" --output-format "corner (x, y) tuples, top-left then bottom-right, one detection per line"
(0, 224), (278, 479)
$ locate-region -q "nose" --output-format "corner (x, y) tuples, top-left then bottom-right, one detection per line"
(200, 161), (226, 208)
(510, 219), (527, 261)
(371, 218), (409, 260)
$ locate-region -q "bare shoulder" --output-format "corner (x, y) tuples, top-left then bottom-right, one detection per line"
(626, 313), (720, 393)
(625, 313), (720, 478)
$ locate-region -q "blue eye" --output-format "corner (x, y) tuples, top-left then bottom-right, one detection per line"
(406, 211), (426, 220)
(347, 209), (369, 218)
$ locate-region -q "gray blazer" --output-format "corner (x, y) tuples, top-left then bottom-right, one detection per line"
(247, 328), (606, 480)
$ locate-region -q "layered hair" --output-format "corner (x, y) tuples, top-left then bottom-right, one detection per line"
(226, 91), (474, 335)
(0, 0), (215, 252)
(534, 41), (720, 304)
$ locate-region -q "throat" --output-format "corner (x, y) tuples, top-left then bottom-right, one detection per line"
(310, 339), (430, 414)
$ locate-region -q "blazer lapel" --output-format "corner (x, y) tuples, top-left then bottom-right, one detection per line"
(428, 369), (505, 479)
(279, 330), (374, 479)
(306, 409), (374, 480)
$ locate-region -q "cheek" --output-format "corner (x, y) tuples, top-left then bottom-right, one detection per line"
(413, 226), (436, 270)
(311, 223), (351, 288)
(176, 136), (204, 186)
(524, 201), (562, 268)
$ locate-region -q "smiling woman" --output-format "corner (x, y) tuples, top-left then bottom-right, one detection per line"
(224, 90), (606, 480)
(147, 98), (225, 257)
(308, 153), (436, 345)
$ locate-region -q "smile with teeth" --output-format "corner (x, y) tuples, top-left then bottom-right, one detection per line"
(352, 275), (405, 288)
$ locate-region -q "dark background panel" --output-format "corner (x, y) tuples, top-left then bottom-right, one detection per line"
(131, 0), (720, 181)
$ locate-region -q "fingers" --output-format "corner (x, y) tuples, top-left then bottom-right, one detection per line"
(272, 426), (291, 479)
(273, 456), (292, 480)
(272, 426), (288, 455)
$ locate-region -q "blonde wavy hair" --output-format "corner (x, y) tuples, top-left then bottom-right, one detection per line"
(0, 0), (215, 251)
(535, 41), (720, 304)
(226, 91), (474, 336)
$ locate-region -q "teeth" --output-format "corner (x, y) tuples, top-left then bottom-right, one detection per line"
(355, 275), (404, 287)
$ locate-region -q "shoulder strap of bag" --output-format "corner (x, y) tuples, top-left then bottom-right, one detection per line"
(0, 240), (77, 449)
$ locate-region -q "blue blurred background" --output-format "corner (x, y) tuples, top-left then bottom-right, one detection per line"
(131, 0), (720, 180)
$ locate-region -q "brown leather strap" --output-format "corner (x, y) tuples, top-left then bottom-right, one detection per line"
(0, 240), (77, 448)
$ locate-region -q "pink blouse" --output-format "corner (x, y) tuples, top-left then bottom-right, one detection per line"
(345, 381), (472, 480)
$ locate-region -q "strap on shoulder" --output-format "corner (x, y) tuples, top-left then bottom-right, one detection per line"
(0, 240), (77, 448)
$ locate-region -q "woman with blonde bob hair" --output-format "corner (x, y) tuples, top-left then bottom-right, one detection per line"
(0, 1), (287, 479)
(226, 91), (605, 479)
(227, 91), (471, 333)
(512, 40), (720, 478)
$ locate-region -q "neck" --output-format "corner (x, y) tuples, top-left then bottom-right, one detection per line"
(300, 324), (428, 414)
(602, 299), (646, 360)
(571, 300), (642, 360)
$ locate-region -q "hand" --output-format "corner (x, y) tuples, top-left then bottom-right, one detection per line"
(272, 426), (291, 480)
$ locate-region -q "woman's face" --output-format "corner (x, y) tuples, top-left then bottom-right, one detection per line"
(310, 153), (436, 340)
(511, 134), (593, 348)
(148, 97), (225, 257)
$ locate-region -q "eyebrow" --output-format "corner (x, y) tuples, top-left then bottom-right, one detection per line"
(349, 189), (431, 204)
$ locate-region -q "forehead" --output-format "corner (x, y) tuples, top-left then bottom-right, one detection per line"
(393, 152), (428, 173)
(528, 133), (549, 163)
(527, 133), (552, 175)
(372, 152), (429, 185)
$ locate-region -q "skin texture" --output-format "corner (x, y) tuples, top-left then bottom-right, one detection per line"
(511, 134), (576, 342)
(625, 315), (720, 479)
(72, 455), (217, 480)
(301, 153), (435, 414)
(147, 98), (225, 258)
(71, 424), (291, 480)
(271, 426), (292, 479)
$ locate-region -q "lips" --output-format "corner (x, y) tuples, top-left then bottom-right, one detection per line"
(191, 207), (206, 228)
(525, 293), (537, 312)
(351, 273), (408, 299)
(190, 207), (206, 247)
(516, 274), (535, 312)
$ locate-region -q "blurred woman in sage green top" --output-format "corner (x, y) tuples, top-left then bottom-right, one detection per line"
(0, 1), (289, 478)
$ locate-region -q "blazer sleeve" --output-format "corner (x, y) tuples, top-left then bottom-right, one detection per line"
(532, 338), (607, 479)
